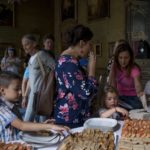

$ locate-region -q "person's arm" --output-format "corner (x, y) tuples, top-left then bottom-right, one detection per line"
(100, 108), (116, 118)
(115, 107), (128, 118)
(134, 75), (143, 97)
(108, 63), (116, 88)
(88, 51), (96, 77)
(22, 80), (29, 108)
(22, 78), (28, 97)
(134, 75), (148, 110)
(100, 107), (128, 119)
(11, 118), (69, 132)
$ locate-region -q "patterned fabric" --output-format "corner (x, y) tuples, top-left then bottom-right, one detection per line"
(0, 99), (18, 142)
(54, 55), (98, 128)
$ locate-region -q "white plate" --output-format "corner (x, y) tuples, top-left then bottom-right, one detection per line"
(19, 132), (64, 145)
(84, 118), (117, 132)
(70, 127), (84, 133)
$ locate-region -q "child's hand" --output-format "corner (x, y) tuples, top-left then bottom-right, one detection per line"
(116, 107), (128, 118)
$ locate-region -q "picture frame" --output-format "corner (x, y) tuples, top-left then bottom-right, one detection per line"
(0, 1), (15, 27)
(94, 43), (102, 56)
(87, 0), (110, 21)
(108, 42), (115, 58)
(61, 0), (77, 22)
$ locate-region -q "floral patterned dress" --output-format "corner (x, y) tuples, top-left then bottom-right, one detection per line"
(54, 55), (98, 128)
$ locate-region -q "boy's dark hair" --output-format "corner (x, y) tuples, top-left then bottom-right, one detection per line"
(43, 33), (54, 42)
(0, 71), (21, 87)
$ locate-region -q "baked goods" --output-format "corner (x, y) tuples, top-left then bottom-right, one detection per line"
(58, 128), (115, 150)
(0, 142), (32, 150)
(119, 119), (150, 150)
(121, 119), (150, 138)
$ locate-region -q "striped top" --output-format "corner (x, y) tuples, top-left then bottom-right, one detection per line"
(0, 98), (19, 142)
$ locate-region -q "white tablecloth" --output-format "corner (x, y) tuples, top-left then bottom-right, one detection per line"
(27, 121), (124, 150)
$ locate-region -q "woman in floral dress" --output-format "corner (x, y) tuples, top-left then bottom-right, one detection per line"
(54, 25), (98, 128)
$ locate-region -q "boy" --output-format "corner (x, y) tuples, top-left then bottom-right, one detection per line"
(0, 71), (69, 142)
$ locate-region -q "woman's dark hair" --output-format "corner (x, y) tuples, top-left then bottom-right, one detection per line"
(63, 24), (93, 48)
(113, 42), (140, 75)
(43, 33), (54, 42)
(0, 71), (21, 87)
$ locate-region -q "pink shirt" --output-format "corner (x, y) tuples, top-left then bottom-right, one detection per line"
(116, 66), (140, 96)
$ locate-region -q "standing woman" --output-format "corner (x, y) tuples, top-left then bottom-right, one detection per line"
(21, 34), (55, 122)
(1, 47), (21, 74)
(54, 24), (98, 128)
(109, 42), (144, 110)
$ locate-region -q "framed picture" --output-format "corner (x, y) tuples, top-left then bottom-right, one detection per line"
(94, 43), (102, 56)
(108, 42), (115, 58)
(0, 43), (14, 59)
(0, 1), (15, 27)
(61, 0), (77, 22)
(87, 0), (110, 21)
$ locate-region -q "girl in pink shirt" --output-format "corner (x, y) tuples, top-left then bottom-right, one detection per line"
(109, 41), (143, 110)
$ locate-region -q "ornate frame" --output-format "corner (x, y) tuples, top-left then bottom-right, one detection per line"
(87, 0), (110, 21)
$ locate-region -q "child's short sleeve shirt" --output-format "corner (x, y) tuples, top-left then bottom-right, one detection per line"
(0, 99), (18, 142)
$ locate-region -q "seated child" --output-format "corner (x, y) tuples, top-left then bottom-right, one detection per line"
(0, 71), (69, 143)
(99, 86), (128, 120)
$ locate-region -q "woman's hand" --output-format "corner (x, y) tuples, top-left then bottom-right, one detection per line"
(88, 51), (96, 77)
(116, 107), (128, 119)
(21, 97), (27, 108)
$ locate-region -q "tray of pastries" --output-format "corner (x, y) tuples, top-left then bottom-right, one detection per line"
(0, 142), (32, 150)
(119, 119), (150, 150)
(58, 128), (115, 150)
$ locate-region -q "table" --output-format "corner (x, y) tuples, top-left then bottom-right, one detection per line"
(16, 121), (124, 150)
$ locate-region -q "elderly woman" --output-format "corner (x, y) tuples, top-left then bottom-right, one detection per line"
(21, 34), (55, 122)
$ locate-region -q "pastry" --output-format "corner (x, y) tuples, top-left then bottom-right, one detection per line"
(58, 128), (115, 150)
